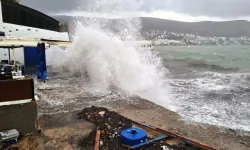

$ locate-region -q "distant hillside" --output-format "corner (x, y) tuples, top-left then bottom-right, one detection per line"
(54, 16), (250, 37)
(140, 18), (250, 37)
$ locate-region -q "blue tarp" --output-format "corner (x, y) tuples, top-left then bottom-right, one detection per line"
(36, 43), (47, 82)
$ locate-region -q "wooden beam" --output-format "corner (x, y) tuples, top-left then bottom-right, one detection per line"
(94, 130), (101, 150)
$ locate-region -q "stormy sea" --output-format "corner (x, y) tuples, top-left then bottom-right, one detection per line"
(37, 44), (250, 135)
(158, 45), (250, 132)
(35, 0), (250, 134)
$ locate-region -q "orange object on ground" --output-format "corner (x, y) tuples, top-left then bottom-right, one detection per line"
(94, 130), (101, 150)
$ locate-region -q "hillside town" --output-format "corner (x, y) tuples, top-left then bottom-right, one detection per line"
(145, 30), (250, 46)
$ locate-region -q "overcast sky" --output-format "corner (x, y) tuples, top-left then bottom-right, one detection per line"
(20, 0), (250, 22)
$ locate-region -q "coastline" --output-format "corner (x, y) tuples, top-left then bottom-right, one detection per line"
(34, 75), (250, 150)
(112, 99), (250, 150)
(6, 96), (250, 150)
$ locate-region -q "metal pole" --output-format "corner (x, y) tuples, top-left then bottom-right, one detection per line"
(12, 48), (15, 65)
(12, 47), (16, 71)
(8, 48), (11, 64)
(131, 121), (217, 150)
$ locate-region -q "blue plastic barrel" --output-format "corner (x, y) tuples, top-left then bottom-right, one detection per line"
(120, 128), (147, 146)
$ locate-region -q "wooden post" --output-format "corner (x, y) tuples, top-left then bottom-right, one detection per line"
(94, 130), (101, 150)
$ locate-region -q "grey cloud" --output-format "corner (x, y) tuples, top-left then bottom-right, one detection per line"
(139, 0), (250, 18)
(176, 0), (250, 18)
(20, 0), (250, 18)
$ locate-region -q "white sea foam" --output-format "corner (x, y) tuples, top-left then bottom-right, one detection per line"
(47, 0), (175, 111)
(171, 71), (250, 132)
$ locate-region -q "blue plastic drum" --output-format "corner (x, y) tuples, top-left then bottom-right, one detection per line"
(120, 128), (147, 146)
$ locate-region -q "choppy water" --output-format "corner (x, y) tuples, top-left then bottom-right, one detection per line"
(158, 46), (250, 132)
(38, 45), (250, 133)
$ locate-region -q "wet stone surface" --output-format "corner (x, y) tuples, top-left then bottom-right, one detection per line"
(77, 106), (200, 150)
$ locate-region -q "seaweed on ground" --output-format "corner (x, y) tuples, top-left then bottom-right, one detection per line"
(77, 106), (200, 150)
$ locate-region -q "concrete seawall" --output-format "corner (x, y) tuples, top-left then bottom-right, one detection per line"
(0, 101), (38, 135)
(0, 79), (38, 135)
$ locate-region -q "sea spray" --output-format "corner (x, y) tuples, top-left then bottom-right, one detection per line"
(48, 0), (176, 111)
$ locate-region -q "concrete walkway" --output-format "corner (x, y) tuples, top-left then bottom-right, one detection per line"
(7, 111), (95, 150)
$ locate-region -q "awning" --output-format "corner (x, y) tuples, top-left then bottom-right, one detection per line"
(0, 37), (72, 48)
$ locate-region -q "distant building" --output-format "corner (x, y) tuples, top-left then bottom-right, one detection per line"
(146, 30), (250, 46)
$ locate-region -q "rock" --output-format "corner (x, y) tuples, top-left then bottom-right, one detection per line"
(35, 143), (45, 150)
(35, 95), (40, 101)
(100, 140), (103, 146)
(38, 87), (53, 91)
(105, 123), (111, 129)
(63, 145), (73, 150)
(45, 140), (57, 147)
(99, 111), (106, 117)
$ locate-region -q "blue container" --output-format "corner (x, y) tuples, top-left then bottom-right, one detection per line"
(24, 47), (39, 74)
(120, 128), (147, 146)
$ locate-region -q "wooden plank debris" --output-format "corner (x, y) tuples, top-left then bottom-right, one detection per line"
(94, 130), (101, 150)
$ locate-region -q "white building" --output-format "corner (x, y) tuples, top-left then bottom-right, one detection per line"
(0, 0), (69, 66)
